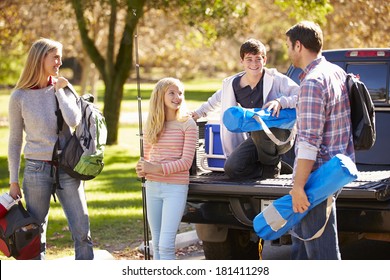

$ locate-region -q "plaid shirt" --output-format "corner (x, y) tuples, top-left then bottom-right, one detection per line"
(295, 57), (355, 171)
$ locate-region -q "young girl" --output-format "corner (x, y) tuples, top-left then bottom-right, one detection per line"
(136, 77), (197, 260)
(8, 38), (94, 259)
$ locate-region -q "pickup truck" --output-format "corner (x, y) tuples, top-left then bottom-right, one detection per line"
(182, 48), (390, 259)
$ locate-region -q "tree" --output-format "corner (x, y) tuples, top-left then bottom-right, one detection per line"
(325, 0), (390, 49)
(70, 0), (251, 144)
(0, 0), (82, 85)
(3, 0), (387, 145)
(274, 0), (333, 24)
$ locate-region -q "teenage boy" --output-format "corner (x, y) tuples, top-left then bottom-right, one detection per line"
(192, 38), (299, 179)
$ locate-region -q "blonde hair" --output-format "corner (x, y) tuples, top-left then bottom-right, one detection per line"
(145, 77), (188, 144)
(15, 38), (62, 89)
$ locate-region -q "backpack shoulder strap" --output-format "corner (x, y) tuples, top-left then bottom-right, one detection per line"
(65, 83), (80, 100)
(50, 96), (64, 202)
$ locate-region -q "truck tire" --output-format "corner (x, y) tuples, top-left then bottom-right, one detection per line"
(203, 229), (261, 260)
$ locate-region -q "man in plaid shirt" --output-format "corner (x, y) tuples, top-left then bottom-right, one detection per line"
(285, 21), (355, 259)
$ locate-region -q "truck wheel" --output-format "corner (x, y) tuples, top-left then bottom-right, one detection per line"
(202, 239), (232, 259)
(203, 229), (261, 260)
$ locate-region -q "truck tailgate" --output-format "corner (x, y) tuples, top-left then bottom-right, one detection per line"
(189, 169), (390, 201)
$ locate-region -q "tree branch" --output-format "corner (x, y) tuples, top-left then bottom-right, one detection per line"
(106, 0), (117, 79)
(71, 0), (107, 82)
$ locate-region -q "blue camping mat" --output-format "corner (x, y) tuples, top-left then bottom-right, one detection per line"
(253, 154), (358, 240)
(223, 107), (296, 133)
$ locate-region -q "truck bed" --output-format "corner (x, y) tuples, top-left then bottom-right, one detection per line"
(189, 165), (390, 201)
(185, 167), (390, 233)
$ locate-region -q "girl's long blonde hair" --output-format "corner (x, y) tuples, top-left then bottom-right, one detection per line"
(145, 77), (189, 144)
(15, 38), (62, 90)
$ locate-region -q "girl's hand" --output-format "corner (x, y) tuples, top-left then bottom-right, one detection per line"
(136, 159), (146, 178)
(136, 158), (163, 177)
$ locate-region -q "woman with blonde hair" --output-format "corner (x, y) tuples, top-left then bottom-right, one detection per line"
(136, 77), (197, 260)
(8, 38), (94, 259)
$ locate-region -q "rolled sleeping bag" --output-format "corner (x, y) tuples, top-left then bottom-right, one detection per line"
(223, 106), (296, 133)
(253, 154), (358, 240)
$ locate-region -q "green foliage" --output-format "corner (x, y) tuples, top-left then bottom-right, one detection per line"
(0, 34), (26, 86)
(158, 0), (249, 45)
(275, 0), (333, 24)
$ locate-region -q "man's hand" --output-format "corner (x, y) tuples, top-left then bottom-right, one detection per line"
(290, 187), (310, 213)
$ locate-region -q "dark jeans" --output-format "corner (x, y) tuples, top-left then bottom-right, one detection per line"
(291, 196), (341, 260)
(224, 128), (292, 179)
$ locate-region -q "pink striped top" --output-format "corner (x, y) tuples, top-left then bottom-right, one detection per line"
(144, 118), (197, 185)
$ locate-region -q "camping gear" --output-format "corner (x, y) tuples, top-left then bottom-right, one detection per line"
(253, 154), (358, 240)
(0, 193), (20, 218)
(347, 73), (376, 150)
(201, 120), (226, 171)
(0, 202), (41, 259)
(134, 19), (151, 260)
(223, 107), (296, 146)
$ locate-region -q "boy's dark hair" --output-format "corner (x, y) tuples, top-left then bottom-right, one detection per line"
(240, 38), (267, 59)
(286, 21), (323, 54)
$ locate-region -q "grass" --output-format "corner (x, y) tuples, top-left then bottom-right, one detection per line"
(0, 79), (220, 260)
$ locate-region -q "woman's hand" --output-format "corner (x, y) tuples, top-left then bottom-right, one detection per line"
(9, 182), (22, 200)
(55, 77), (69, 91)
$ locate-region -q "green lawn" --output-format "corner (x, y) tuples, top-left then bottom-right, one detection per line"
(0, 79), (219, 259)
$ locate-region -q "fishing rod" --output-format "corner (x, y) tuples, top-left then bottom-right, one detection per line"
(133, 9), (151, 260)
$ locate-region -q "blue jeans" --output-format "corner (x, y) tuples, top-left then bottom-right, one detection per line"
(22, 159), (94, 260)
(291, 196), (341, 260)
(145, 181), (188, 260)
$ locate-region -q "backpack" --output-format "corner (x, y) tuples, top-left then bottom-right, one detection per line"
(56, 86), (107, 181)
(346, 73), (376, 150)
(0, 202), (41, 260)
(51, 86), (107, 201)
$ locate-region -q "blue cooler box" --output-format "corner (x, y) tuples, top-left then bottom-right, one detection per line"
(204, 122), (226, 170)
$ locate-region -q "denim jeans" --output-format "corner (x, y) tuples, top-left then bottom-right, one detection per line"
(22, 159), (94, 260)
(145, 181), (189, 260)
(291, 196), (341, 260)
(224, 128), (292, 179)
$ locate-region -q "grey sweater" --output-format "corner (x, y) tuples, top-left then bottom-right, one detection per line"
(8, 85), (81, 183)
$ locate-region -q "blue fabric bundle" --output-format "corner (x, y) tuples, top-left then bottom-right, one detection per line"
(223, 106), (296, 133)
(253, 154), (358, 240)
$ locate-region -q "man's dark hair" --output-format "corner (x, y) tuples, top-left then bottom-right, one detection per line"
(240, 38), (267, 59)
(286, 21), (323, 54)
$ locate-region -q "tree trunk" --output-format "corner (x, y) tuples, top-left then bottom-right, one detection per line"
(103, 78), (124, 145)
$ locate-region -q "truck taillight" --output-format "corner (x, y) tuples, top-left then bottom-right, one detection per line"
(346, 50), (390, 57)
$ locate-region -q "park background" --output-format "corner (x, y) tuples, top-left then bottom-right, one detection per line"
(0, 0), (389, 259)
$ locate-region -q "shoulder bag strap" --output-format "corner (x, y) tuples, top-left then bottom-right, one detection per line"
(253, 115), (297, 146)
(289, 196), (333, 241)
(50, 96), (64, 202)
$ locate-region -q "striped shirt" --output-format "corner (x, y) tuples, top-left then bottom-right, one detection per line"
(295, 56), (355, 171)
(144, 118), (197, 185)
